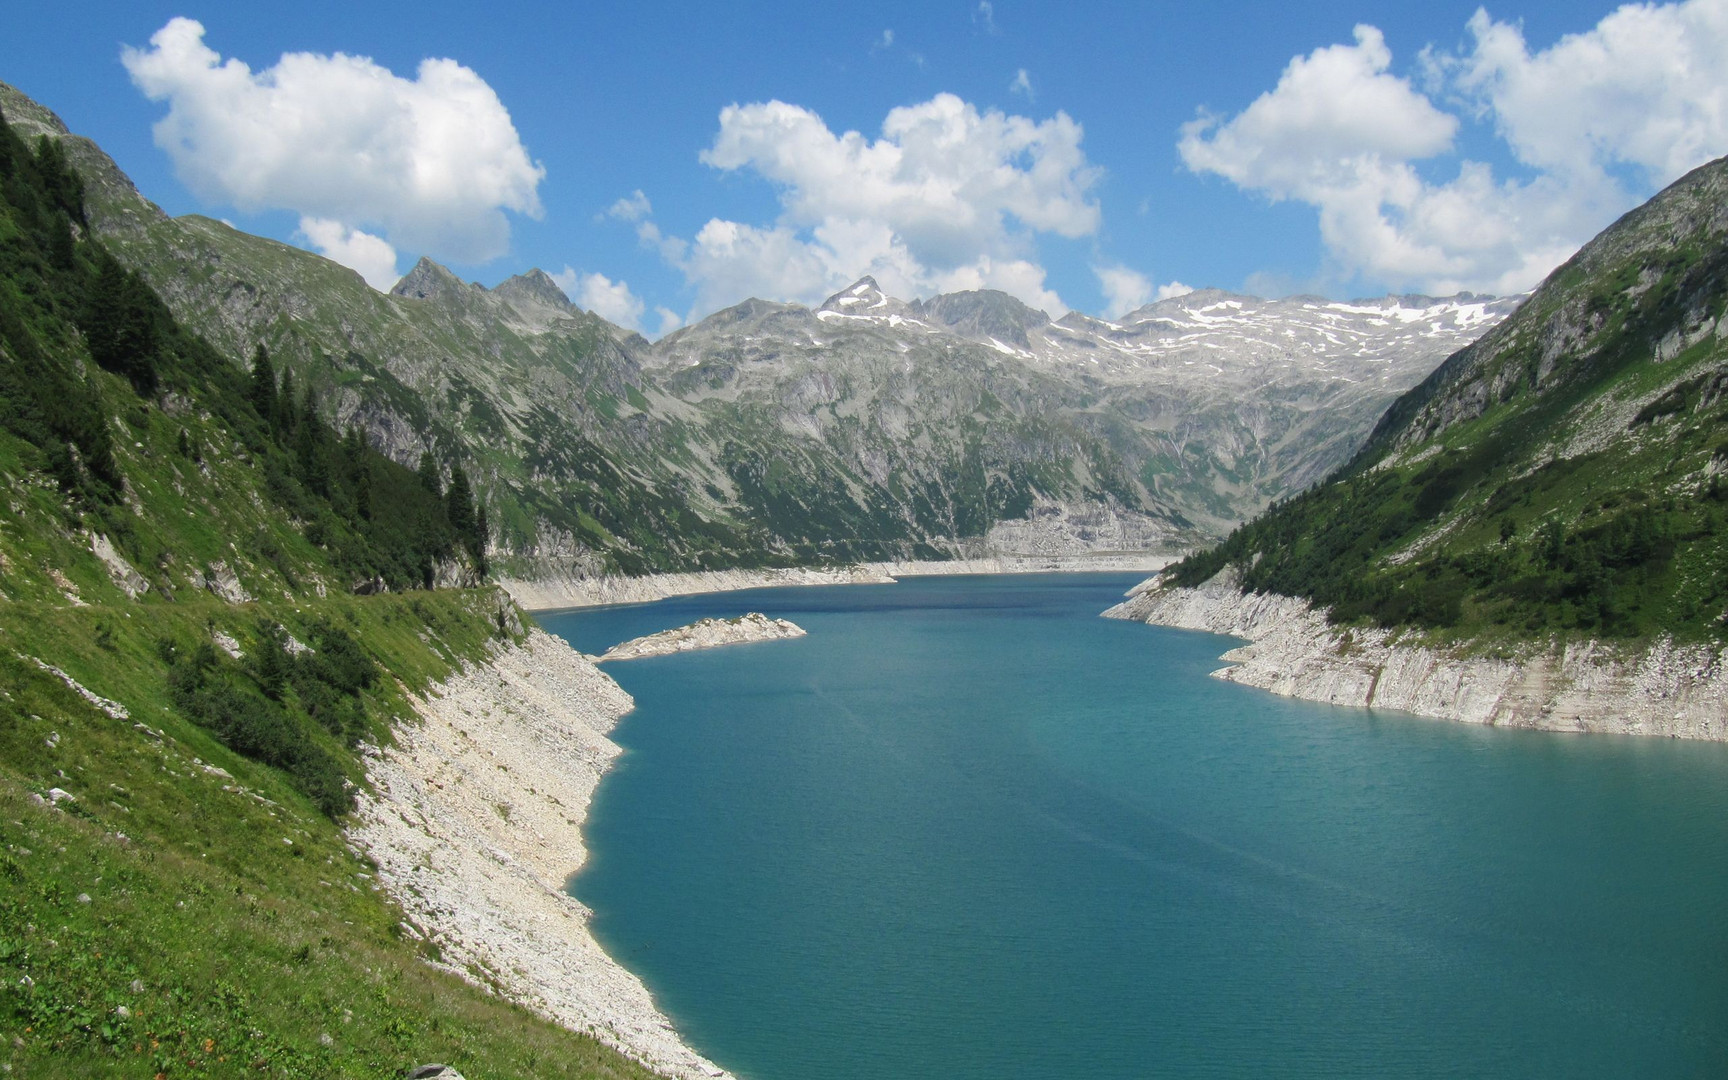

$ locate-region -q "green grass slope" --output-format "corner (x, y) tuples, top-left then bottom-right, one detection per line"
(1169, 155), (1728, 645)
(0, 101), (665, 1079)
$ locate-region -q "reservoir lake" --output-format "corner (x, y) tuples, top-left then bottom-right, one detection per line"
(538, 573), (1728, 1079)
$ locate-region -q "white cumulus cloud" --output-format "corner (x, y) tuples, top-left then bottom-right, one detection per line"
(604, 189), (652, 222)
(1095, 265), (1152, 317)
(1449, 1), (1728, 188)
(297, 217), (400, 291)
(642, 93), (1099, 315)
(653, 307), (685, 337)
(1094, 265), (1190, 317)
(552, 267), (647, 332)
(1179, 4), (1728, 296)
(1180, 26), (1458, 197)
(122, 17), (544, 272)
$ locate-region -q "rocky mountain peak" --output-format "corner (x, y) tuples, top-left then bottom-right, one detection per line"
(911, 289), (1050, 351)
(1365, 152), (1728, 457)
(1120, 288), (1252, 324)
(491, 268), (580, 331)
(494, 268), (574, 309)
(1, 82), (163, 234)
(1053, 309), (1113, 334)
(820, 276), (896, 313)
(391, 257), (470, 304)
(0, 81), (70, 139)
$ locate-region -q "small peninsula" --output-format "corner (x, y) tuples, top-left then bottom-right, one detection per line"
(596, 613), (807, 663)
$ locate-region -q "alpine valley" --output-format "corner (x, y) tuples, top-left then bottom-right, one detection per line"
(3, 38), (1727, 1080)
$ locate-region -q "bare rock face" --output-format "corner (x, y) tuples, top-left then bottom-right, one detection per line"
(986, 498), (1172, 558)
(655, 277), (1517, 543)
(596, 613), (806, 662)
(432, 557), (483, 590)
(201, 560), (252, 605)
(89, 533), (149, 598)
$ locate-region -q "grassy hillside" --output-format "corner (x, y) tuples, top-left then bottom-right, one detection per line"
(1168, 156), (1728, 645)
(0, 100), (664, 1079)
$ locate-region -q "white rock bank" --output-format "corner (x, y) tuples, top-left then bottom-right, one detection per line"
(349, 629), (732, 1079)
(1105, 571), (1728, 740)
(597, 613), (806, 663)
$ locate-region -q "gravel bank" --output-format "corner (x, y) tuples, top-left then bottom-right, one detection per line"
(349, 629), (731, 1079)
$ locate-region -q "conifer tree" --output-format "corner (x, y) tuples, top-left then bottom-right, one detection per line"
(248, 344), (277, 423)
(417, 451), (442, 498)
(32, 135), (85, 226)
(473, 503), (490, 577)
(82, 253), (158, 394)
(446, 465), (479, 565)
(275, 367), (297, 438)
(295, 386), (330, 497)
(353, 456), (373, 521)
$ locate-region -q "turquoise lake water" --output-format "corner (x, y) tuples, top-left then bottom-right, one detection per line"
(539, 573), (1728, 1079)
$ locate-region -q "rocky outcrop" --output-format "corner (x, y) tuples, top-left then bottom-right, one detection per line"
(1105, 571), (1728, 740)
(89, 533), (148, 598)
(597, 613), (806, 663)
(431, 557), (483, 590)
(200, 560), (252, 605)
(985, 498), (1174, 559)
(349, 630), (732, 1079)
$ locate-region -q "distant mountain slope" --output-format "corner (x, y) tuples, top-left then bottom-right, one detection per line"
(773, 277), (1520, 530)
(648, 282), (1196, 557)
(1158, 153), (1728, 643)
(0, 80), (1513, 578)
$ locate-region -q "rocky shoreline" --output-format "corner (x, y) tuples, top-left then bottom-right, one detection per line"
(597, 613), (806, 663)
(1105, 571), (1728, 740)
(349, 629), (731, 1079)
(501, 553), (1174, 611)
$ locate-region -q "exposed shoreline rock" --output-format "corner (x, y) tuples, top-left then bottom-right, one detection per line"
(502, 554), (1175, 611)
(1104, 571), (1728, 740)
(349, 629), (732, 1079)
(597, 613), (806, 663)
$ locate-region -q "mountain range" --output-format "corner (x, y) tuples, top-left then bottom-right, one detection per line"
(4, 59), (1728, 1080)
(0, 80), (1515, 581)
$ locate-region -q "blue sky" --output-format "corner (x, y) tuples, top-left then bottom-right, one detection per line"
(5, 1), (1723, 335)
